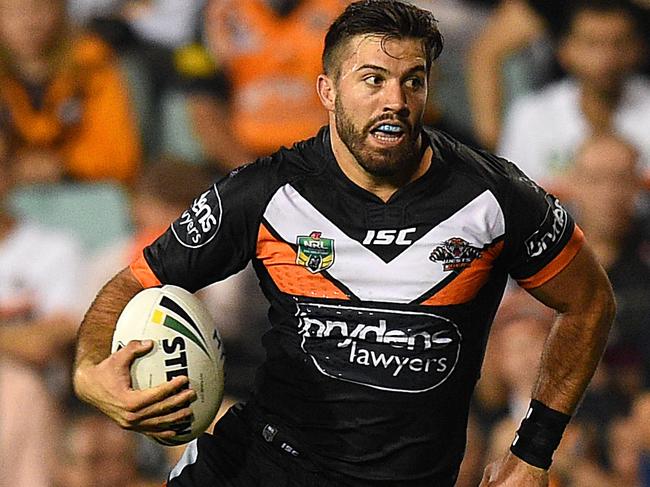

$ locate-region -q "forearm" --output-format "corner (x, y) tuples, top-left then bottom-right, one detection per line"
(467, 42), (505, 151)
(532, 285), (615, 414)
(0, 317), (76, 367)
(467, 0), (544, 151)
(74, 267), (143, 372)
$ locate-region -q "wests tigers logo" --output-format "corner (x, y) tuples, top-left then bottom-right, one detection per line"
(429, 238), (483, 271)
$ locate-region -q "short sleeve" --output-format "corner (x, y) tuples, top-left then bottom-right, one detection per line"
(130, 162), (270, 292)
(503, 167), (584, 289)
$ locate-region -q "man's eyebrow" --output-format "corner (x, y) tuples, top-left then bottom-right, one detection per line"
(356, 64), (390, 73)
(355, 64), (427, 75)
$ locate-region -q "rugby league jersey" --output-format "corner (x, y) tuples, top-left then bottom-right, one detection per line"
(131, 126), (583, 485)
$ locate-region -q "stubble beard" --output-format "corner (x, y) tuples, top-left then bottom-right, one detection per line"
(335, 97), (422, 179)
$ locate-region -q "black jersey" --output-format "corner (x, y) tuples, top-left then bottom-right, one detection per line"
(132, 127), (583, 485)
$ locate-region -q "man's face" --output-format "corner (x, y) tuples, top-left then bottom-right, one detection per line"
(331, 35), (428, 178)
(559, 10), (642, 93)
(571, 137), (640, 235)
(0, 0), (63, 59)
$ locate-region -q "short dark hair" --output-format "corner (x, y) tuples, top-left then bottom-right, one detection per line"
(322, 0), (444, 79)
(558, 0), (644, 39)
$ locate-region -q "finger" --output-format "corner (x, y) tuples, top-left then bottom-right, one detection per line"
(132, 406), (194, 431)
(133, 387), (197, 421)
(122, 375), (190, 412)
(143, 429), (180, 441)
(112, 340), (155, 366)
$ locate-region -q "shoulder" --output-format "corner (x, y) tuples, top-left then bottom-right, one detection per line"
(219, 127), (330, 195)
(428, 128), (519, 186)
(428, 128), (546, 216)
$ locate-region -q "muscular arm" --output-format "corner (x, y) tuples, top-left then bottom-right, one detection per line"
(528, 244), (615, 413)
(73, 267), (196, 439)
(74, 267), (143, 370)
(482, 244), (615, 486)
(0, 315), (76, 367)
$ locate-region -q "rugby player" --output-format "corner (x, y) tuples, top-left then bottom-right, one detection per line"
(73, 1), (615, 485)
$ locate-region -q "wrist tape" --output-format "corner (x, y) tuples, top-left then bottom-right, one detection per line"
(510, 399), (571, 470)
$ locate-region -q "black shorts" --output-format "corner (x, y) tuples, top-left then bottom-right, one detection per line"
(166, 403), (340, 487)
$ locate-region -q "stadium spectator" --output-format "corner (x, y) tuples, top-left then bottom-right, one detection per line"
(606, 415), (643, 486)
(632, 392), (650, 486)
(0, 150), (83, 485)
(68, 0), (205, 50)
(498, 0), (650, 191)
(467, 0), (550, 150)
(55, 410), (161, 487)
(563, 134), (650, 386)
(0, 157), (83, 370)
(0, 0), (141, 185)
(0, 360), (59, 486)
(409, 0), (494, 146)
(174, 0), (346, 172)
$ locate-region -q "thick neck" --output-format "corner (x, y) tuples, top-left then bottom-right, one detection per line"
(579, 82), (623, 133)
(329, 122), (432, 203)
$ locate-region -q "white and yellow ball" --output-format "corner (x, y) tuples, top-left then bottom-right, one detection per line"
(111, 285), (225, 445)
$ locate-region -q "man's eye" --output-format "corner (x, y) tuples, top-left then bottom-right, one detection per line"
(405, 77), (424, 89)
(364, 75), (382, 86)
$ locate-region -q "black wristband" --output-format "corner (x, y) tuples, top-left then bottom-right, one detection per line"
(510, 399), (571, 470)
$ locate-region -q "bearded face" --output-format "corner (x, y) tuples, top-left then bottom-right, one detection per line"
(335, 94), (423, 178)
(329, 35), (428, 179)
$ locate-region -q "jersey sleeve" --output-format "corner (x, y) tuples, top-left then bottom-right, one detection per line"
(502, 163), (584, 289)
(129, 162), (270, 292)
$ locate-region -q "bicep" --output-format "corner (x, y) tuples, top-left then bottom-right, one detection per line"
(526, 244), (615, 316)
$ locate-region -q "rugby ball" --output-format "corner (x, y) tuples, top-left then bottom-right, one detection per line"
(111, 285), (225, 445)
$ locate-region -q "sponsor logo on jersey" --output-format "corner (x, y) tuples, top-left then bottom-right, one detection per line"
(172, 185), (222, 249)
(296, 231), (335, 273)
(363, 227), (417, 246)
(429, 238), (483, 271)
(297, 303), (462, 393)
(525, 196), (568, 258)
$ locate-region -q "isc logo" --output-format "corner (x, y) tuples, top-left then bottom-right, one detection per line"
(363, 228), (416, 246)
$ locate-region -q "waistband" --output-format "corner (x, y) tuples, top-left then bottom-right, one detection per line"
(229, 402), (314, 466)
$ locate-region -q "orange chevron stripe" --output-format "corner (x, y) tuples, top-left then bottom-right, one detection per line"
(422, 241), (505, 306)
(257, 223), (350, 300)
(517, 225), (584, 289)
(129, 253), (162, 288)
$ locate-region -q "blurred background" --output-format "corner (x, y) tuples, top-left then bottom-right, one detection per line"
(0, 0), (649, 485)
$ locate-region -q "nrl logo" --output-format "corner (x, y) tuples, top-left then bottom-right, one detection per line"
(430, 237), (483, 271)
(296, 231), (335, 274)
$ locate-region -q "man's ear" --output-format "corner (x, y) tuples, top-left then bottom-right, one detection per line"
(317, 74), (336, 112)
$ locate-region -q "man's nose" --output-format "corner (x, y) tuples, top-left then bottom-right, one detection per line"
(381, 80), (409, 114)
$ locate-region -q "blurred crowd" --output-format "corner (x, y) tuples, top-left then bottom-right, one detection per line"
(0, 0), (649, 485)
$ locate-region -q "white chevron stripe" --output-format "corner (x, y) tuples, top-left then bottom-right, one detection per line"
(263, 185), (505, 303)
(168, 438), (199, 480)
